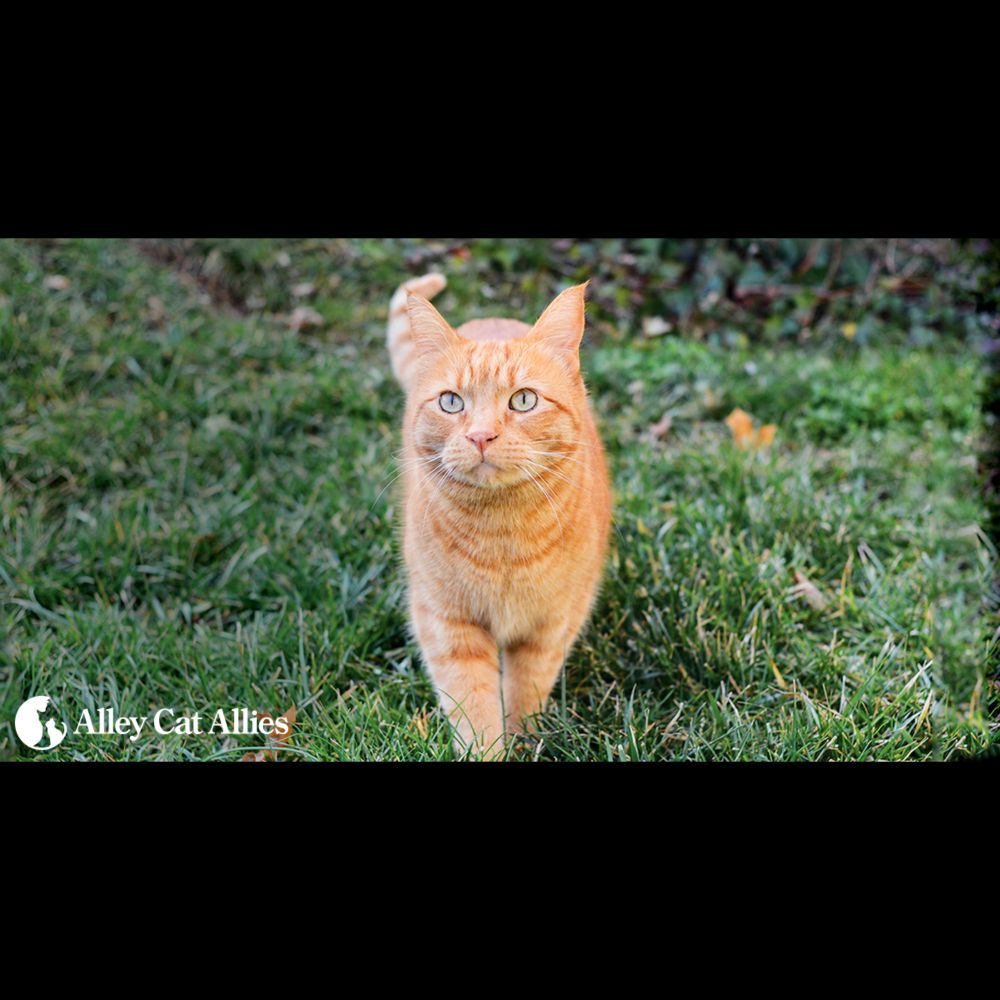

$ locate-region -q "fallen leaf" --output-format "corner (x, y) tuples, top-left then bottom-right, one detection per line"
(725, 408), (777, 450)
(841, 322), (857, 340)
(698, 384), (721, 409)
(642, 316), (673, 337)
(291, 282), (315, 298)
(725, 408), (753, 445)
(790, 570), (828, 611)
(412, 710), (429, 739)
(44, 274), (70, 291)
(769, 654), (789, 690)
(271, 704), (296, 753)
(287, 306), (323, 331)
(147, 296), (165, 325)
(241, 704), (297, 762)
(202, 414), (236, 436)
(756, 423), (777, 447)
(648, 413), (673, 439)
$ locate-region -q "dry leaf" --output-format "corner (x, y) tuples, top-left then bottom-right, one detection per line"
(841, 322), (858, 340)
(43, 275), (70, 291)
(291, 282), (315, 298)
(769, 654), (789, 690)
(147, 296), (165, 325)
(273, 705), (296, 750)
(756, 423), (776, 447)
(642, 316), (673, 337)
(648, 413), (673, 439)
(287, 306), (323, 331)
(699, 384), (721, 409)
(240, 704), (297, 762)
(412, 710), (429, 739)
(790, 570), (828, 611)
(725, 408), (753, 444)
(725, 408), (777, 450)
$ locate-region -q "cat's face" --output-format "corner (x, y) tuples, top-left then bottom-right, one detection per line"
(406, 285), (588, 490)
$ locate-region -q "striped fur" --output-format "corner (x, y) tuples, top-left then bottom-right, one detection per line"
(390, 276), (612, 759)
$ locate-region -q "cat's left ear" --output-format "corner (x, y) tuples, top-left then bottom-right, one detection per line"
(529, 281), (589, 369)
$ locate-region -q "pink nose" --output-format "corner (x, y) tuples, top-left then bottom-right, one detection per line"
(466, 429), (498, 456)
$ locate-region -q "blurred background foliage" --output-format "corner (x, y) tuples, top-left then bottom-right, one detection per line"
(134, 237), (998, 350)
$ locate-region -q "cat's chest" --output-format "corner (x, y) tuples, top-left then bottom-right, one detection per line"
(428, 506), (557, 580)
(409, 496), (575, 634)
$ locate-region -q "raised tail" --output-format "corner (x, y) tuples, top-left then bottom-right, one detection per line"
(387, 272), (447, 392)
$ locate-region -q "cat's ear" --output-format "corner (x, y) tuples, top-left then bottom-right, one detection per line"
(407, 291), (461, 356)
(529, 281), (589, 368)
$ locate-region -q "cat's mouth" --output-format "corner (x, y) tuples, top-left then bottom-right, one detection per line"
(445, 457), (523, 489)
(466, 460), (504, 481)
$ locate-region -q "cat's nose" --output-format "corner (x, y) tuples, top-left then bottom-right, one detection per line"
(466, 429), (498, 457)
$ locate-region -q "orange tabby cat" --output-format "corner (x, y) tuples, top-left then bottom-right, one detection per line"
(387, 273), (611, 759)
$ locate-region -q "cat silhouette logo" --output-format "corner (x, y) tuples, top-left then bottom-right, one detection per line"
(15, 695), (67, 751)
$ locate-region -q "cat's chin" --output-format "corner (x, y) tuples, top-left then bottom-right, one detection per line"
(448, 461), (523, 490)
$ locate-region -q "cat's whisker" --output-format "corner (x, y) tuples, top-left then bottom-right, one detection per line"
(526, 449), (626, 546)
(416, 463), (455, 527)
(522, 459), (582, 494)
(376, 448), (439, 477)
(369, 467), (416, 512)
(369, 453), (442, 512)
(533, 437), (600, 451)
(518, 463), (566, 538)
(524, 449), (587, 468)
(416, 478), (441, 516)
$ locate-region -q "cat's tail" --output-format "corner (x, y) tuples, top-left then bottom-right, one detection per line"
(387, 272), (447, 392)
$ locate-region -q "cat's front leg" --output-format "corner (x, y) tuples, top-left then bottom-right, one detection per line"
(501, 622), (572, 738)
(410, 601), (505, 760)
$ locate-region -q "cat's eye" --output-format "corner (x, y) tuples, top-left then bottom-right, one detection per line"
(439, 392), (464, 414)
(509, 389), (538, 412)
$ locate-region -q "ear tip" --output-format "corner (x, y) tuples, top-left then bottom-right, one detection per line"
(572, 280), (590, 310)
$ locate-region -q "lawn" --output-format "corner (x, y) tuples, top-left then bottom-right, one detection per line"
(1, 237), (996, 761)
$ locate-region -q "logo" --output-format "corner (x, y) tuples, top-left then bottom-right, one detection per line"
(13, 696), (294, 753)
(15, 695), (68, 751)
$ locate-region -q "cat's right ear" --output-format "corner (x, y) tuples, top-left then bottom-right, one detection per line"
(528, 281), (589, 371)
(406, 292), (461, 357)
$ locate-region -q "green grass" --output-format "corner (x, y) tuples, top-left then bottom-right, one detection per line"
(1, 238), (995, 761)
